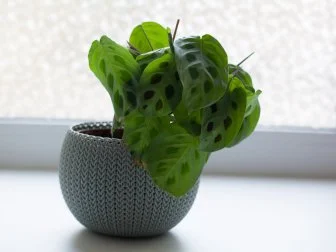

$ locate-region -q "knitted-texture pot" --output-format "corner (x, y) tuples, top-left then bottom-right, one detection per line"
(59, 122), (199, 237)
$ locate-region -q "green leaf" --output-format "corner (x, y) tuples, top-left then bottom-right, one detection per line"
(226, 64), (261, 146)
(123, 111), (170, 159)
(228, 64), (254, 93)
(245, 90), (261, 117)
(88, 36), (140, 117)
(229, 64), (261, 117)
(137, 53), (182, 116)
(174, 35), (228, 111)
(173, 100), (202, 136)
(142, 123), (209, 196)
(136, 47), (170, 72)
(200, 77), (247, 152)
(129, 21), (169, 54)
(227, 101), (260, 147)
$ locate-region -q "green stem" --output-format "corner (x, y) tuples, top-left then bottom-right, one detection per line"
(168, 32), (174, 53)
(111, 114), (122, 137)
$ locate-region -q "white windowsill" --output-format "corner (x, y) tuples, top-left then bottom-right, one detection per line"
(0, 118), (335, 178)
(1, 171), (335, 252)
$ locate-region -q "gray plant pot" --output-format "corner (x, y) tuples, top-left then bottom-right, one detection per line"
(59, 122), (199, 237)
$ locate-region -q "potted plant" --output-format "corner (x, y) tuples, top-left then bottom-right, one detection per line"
(59, 20), (261, 237)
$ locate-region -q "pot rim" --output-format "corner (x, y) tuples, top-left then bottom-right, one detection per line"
(69, 121), (121, 143)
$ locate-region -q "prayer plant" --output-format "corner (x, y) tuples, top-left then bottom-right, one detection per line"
(88, 20), (261, 196)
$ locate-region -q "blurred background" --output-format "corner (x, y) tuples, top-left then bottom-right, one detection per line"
(1, 0), (335, 128)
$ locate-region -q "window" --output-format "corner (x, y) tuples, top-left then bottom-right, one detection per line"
(1, 1), (335, 174)
(3, 0), (335, 128)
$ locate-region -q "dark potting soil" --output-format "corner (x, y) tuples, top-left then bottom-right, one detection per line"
(80, 128), (123, 139)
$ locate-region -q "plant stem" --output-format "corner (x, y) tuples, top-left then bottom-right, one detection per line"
(168, 32), (174, 53)
(111, 114), (121, 137)
(172, 19), (180, 41)
(230, 51), (255, 79)
(237, 52), (255, 67)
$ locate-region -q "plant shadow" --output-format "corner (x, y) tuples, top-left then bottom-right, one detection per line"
(70, 228), (185, 252)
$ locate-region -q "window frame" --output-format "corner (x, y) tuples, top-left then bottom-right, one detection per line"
(0, 118), (335, 178)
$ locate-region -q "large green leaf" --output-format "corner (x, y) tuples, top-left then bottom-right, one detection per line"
(200, 77), (247, 152)
(174, 35), (228, 111)
(137, 53), (182, 116)
(142, 123), (209, 196)
(227, 101), (260, 147)
(129, 21), (169, 54)
(88, 36), (140, 117)
(123, 111), (170, 159)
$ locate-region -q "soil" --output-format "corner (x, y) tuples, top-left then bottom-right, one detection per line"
(80, 128), (124, 139)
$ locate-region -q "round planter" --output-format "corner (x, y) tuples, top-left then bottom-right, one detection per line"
(59, 122), (199, 237)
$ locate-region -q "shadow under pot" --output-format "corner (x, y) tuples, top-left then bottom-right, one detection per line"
(59, 122), (199, 237)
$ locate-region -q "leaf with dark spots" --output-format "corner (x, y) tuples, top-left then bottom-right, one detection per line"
(142, 123), (209, 196)
(200, 76), (246, 152)
(88, 36), (140, 116)
(137, 53), (182, 116)
(123, 111), (170, 160)
(174, 35), (228, 111)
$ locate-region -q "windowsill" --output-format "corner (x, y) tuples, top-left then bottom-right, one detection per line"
(1, 119), (336, 178)
(2, 171), (335, 252)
